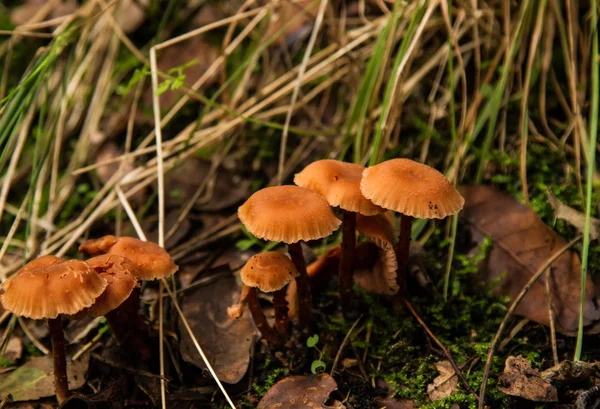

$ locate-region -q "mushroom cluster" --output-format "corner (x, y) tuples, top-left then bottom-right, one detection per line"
(229, 158), (464, 343)
(0, 236), (177, 403)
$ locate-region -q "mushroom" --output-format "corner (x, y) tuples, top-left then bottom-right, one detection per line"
(0, 256), (107, 403)
(228, 252), (299, 343)
(238, 185), (341, 328)
(79, 236), (178, 362)
(354, 213), (399, 295)
(294, 159), (384, 314)
(360, 159), (464, 293)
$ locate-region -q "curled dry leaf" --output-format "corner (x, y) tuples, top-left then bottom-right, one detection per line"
(427, 360), (458, 401)
(257, 374), (341, 409)
(460, 185), (600, 335)
(179, 273), (254, 384)
(0, 352), (89, 401)
(546, 189), (600, 240)
(497, 355), (558, 402)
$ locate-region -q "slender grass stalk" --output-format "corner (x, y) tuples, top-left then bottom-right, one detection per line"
(453, 0), (531, 179)
(442, 0), (458, 301)
(574, 0), (598, 362)
(344, 1), (402, 164)
(369, 2), (427, 166)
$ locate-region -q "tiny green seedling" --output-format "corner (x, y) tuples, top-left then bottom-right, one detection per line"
(306, 335), (326, 374)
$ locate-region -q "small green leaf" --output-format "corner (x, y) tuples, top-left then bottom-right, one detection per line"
(236, 239), (255, 251)
(306, 334), (319, 348)
(311, 360), (326, 374)
(156, 80), (171, 96)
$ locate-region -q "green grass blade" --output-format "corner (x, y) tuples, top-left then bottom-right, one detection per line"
(574, 0), (598, 361)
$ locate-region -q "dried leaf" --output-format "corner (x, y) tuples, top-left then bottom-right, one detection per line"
(0, 352), (89, 401)
(427, 360), (458, 401)
(178, 273), (254, 384)
(460, 185), (600, 335)
(497, 356), (558, 402)
(547, 189), (600, 240)
(257, 374), (340, 409)
(374, 397), (417, 409)
(540, 360), (599, 386)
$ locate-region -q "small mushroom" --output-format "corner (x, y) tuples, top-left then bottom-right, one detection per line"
(360, 159), (464, 294)
(79, 235), (178, 280)
(238, 186), (341, 329)
(355, 213), (399, 295)
(0, 256), (107, 403)
(294, 159), (384, 314)
(79, 236), (178, 362)
(229, 252), (299, 343)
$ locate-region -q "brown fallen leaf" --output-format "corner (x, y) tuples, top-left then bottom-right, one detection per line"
(427, 360), (458, 401)
(178, 273), (254, 384)
(257, 374), (341, 409)
(547, 189), (600, 240)
(374, 397), (417, 409)
(460, 184), (600, 335)
(497, 355), (558, 402)
(540, 360), (599, 386)
(0, 352), (89, 401)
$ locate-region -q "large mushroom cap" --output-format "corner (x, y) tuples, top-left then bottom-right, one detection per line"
(85, 254), (139, 317)
(241, 252), (299, 293)
(294, 159), (384, 216)
(238, 185), (341, 243)
(361, 159), (464, 219)
(80, 236), (178, 280)
(0, 258), (107, 319)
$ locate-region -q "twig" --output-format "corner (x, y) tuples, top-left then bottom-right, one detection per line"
(404, 299), (479, 402)
(330, 315), (363, 376)
(545, 270), (559, 366)
(477, 236), (582, 409)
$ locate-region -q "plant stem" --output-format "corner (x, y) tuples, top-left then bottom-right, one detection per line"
(395, 214), (414, 295)
(273, 288), (289, 335)
(288, 241), (312, 329)
(247, 287), (279, 344)
(48, 317), (69, 404)
(339, 210), (357, 315)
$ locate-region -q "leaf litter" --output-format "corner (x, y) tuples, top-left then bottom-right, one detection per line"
(257, 374), (341, 409)
(460, 184), (600, 335)
(178, 272), (254, 384)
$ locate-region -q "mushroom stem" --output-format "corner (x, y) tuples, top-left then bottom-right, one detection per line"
(48, 317), (70, 404)
(395, 214), (414, 295)
(273, 288), (289, 335)
(287, 242), (312, 329)
(105, 288), (153, 363)
(247, 287), (280, 344)
(339, 210), (356, 315)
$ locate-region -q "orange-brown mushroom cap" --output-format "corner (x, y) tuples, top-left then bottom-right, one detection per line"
(241, 252), (299, 293)
(294, 160), (384, 216)
(85, 254), (139, 317)
(80, 236), (178, 280)
(238, 186), (341, 243)
(361, 159), (464, 219)
(0, 258), (108, 320)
